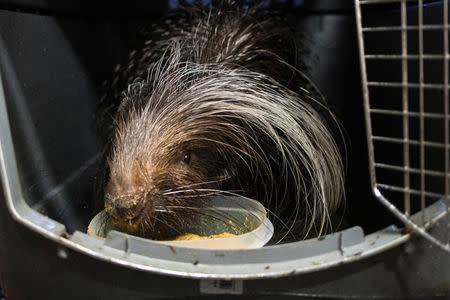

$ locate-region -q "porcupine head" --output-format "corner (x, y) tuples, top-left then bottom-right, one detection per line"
(101, 3), (345, 241)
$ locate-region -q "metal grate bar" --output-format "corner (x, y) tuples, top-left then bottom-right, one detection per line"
(376, 183), (444, 199)
(419, 0), (426, 224)
(369, 109), (447, 119)
(362, 25), (450, 32)
(367, 81), (447, 89)
(372, 136), (448, 149)
(375, 163), (446, 177)
(401, 0), (410, 216)
(444, 0), (450, 211)
(365, 54), (447, 60)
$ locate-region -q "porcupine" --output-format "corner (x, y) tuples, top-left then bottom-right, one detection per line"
(95, 1), (345, 242)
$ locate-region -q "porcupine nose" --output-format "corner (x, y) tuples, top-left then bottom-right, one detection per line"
(104, 183), (147, 221)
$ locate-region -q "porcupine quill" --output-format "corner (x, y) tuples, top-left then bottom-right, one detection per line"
(94, 1), (345, 243)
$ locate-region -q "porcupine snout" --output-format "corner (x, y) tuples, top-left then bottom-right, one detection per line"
(103, 182), (151, 222)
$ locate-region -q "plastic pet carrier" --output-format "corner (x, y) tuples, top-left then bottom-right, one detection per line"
(0, 0), (449, 299)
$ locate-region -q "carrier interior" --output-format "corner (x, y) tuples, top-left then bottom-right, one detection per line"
(0, 0), (421, 238)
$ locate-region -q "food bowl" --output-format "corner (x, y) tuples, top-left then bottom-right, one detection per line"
(87, 196), (274, 249)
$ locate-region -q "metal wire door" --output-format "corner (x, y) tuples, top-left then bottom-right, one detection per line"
(355, 0), (450, 252)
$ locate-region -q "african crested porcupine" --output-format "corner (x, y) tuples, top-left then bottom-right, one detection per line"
(96, 1), (345, 242)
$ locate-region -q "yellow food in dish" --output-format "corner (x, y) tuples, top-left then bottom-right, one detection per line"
(174, 232), (235, 240)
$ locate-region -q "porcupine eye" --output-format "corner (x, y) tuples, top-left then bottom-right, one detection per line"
(183, 153), (191, 164)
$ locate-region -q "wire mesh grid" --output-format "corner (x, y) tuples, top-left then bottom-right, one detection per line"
(355, 0), (450, 252)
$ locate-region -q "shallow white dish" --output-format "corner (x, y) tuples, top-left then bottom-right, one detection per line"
(87, 196), (274, 249)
